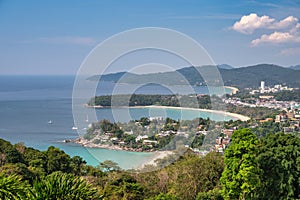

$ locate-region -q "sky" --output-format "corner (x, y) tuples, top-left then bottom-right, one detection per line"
(0, 0), (300, 75)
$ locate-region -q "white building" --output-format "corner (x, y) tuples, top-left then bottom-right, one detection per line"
(260, 81), (265, 93)
(135, 135), (148, 142)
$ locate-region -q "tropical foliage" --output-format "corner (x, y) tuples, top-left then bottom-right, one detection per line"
(220, 129), (260, 199)
(31, 172), (98, 200)
(0, 173), (31, 200)
(1, 124), (300, 199)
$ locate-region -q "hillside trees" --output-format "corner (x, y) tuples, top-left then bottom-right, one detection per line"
(135, 151), (225, 200)
(220, 129), (260, 200)
(257, 133), (300, 199)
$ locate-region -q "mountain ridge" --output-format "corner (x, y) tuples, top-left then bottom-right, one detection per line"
(290, 65), (300, 70)
(88, 64), (300, 89)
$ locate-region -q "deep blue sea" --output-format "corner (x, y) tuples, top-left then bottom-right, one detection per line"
(0, 76), (234, 169)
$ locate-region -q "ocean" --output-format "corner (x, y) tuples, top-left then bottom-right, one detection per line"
(0, 75), (234, 169)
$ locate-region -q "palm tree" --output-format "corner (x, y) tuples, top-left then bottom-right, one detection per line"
(31, 171), (99, 200)
(0, 173), (30, 200)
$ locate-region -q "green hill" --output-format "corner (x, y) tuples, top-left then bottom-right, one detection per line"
(220, 64), (300, 88)
(89, 64), (300, 89)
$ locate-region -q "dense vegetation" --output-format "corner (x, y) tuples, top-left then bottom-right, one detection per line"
(89, 94), (279, 120)
(221, 129), (300, 199)
(273, 89), (300, 102)
(1, 118), (299, 199)
(89, 64), (300, 88)
(232, 89), (300, 102)
(0, 126), (300, 200)
(226, 104), (280, 119)
(88, 94), (213, 109)
(0, 139), (103, 199)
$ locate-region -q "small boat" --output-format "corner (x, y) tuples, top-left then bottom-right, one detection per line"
(72, 126), (78, 130)
(48, 120), (53, 124)
(85, 115), (89, 122)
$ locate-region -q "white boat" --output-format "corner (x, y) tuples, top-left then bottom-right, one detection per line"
(48, 120), (52, 124)
(85, 115), (89, 122)
(72, 126), (78, 130)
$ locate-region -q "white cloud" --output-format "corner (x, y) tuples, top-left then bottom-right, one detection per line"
(270, 16), (299, 30)
(233, 13), (300, 34)
(232, 13), (275, 34)
(251, 31), (300, 46)
(233, 13), (300, 45)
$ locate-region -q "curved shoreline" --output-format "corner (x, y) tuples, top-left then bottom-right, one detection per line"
(72, 138), (156, 152)
(224, 86), (239, 95)
(74, 104), (250, 167)
(71, 138), (171, 168)
(86, 104), (250, 121)
(131, 105), (250, 121)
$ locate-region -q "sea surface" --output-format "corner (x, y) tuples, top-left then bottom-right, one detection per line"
(0, 75), (234, 169)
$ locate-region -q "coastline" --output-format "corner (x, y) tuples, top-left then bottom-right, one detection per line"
(86, 104), (250, 121)
(73, 105), (249, 147)
(75, 101), (250, 156)
(72, 137), (157, 152)
(224, 86), (239, 95)
(70, 138), (175, 168)
(138, 150), (174, 169)
(131, 105), (250, 121)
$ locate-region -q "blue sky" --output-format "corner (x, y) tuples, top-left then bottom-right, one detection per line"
(0, 0), (300, 74)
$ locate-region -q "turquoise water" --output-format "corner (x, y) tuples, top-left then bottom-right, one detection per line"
(0, 76), (234, 169)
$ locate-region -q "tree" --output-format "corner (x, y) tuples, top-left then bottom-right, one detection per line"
(45, 146), (71, 174)
(31, 171), (98, 200)
(137, 151), (225, 200)
(257, 133), (300, 199)
(5, 148), (24, 164)
(101, 172), (144, 200)
(98, 160), (121, 172)
(220, 128), (260, 200)
(0, 139), (24, 165)
(70, 156), (86, 176)
(0, 173), (31, 200)
(0, 163), (35, 183)
(166, 152), (224, 199)
(24, 147), (47, 178)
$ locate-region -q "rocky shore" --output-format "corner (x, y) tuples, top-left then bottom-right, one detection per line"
(69, 137), (157, 152)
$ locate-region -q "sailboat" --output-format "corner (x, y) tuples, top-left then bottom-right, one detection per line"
(48, 120), (53, 124)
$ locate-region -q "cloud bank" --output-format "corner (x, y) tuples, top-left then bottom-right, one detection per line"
(232, 13), (300, 46)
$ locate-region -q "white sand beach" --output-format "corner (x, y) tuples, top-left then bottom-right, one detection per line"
(139, 150), (174, 168)
(135, 105), (250, 121)
(224, 86), (239, 95)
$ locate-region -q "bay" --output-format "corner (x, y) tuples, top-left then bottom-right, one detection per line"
(0, 75), (234, 169)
